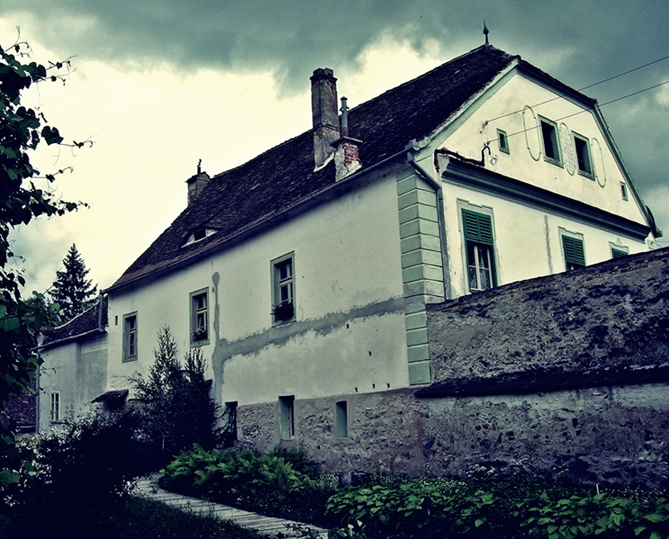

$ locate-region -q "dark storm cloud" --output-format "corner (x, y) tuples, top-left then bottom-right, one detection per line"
(2, 0), (668, 233)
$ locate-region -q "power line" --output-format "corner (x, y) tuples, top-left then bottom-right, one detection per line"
(486, 78), (669, 144)
(483, 52), (669, 125)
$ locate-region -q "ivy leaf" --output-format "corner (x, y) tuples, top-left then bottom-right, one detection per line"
(42, 125), (64, 145)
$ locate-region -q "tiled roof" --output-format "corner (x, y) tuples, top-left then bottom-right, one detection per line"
(110, 45), (520, 290)
(40, 296), (108, 347)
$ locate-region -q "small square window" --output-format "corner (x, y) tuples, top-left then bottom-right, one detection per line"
(278, 396), (295, 440)
(272, 254), (295, 324)
(123, 313), (138, 361)
(573, 133), (593, 178)
(539, 117), (562, 166)
(497, 129), (509, 154)
(190, 289), (209, 345)
(50, 392), (60, 422)
(335, 401), (348, 438)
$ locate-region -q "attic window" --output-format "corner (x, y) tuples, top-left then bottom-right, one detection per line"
(573, 132), (593, 179)
(183, 228), (216, 247)
(620, 182), (629, 201)
(539, 116), (562, 166)
(497, 129), (509, 154)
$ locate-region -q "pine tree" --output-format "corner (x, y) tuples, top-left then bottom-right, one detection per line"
(49, 244), (98, 322)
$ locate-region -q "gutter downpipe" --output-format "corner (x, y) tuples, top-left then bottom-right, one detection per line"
(406, 150), (451, 301)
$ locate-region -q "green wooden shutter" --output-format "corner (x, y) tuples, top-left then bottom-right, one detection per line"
(462, 210), (493, 245)
(562, 236), (585, 266)
(611, 248), (628, 259)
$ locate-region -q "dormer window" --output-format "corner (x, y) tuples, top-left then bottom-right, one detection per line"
(182, 228), (217, 247)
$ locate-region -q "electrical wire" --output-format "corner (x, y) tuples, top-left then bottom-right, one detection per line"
(483, 52), (669, 125)
(486, 78), (669, 144)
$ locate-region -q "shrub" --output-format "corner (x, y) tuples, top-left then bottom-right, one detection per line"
(161, 445), (337, 525)
(2, 411), (153, 538)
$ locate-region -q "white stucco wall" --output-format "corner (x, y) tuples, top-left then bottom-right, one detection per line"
(38, 333), (108, 431)
(107, 170), (409, 406)
(441, 183), (647, 299)
(441, 71), (649, 226)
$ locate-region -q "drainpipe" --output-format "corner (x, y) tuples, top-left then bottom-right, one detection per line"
(405, 151), (451, 301)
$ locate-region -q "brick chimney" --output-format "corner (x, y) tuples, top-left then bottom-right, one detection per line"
(332, 96), (362, 181)
(186, 161), (210, 205)
(311, 68), (340, 170)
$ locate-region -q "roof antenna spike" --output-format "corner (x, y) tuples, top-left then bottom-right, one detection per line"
(197, 158), (202, 175)
(483, 21), (489, 45)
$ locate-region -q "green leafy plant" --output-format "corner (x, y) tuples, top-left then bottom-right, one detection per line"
(0, 37), (87, 489)
(161, 445), (337, 525)
(130, 326), (221, 465)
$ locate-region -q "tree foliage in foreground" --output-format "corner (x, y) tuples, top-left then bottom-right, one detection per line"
(49, 243), (98, 322)
(130, 326), (220, 463)
(0, 38), (84, 487)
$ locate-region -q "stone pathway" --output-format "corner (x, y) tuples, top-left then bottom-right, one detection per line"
(133, 475), (329, 538)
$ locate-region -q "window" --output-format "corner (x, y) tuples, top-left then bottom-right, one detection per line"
(190, 289), (209, 345)
(539, 116), (562, 166)
(562, 235), (585, 270)
(573, 133), (593, 178)
(50, 392), (60, 422)
(123, 313), (138, 361)
(611, 247), (629, 259)
(462, 209), (497, 292)
(335, 401), (348, 438)
(222, 402), (238, 446)
(620, 182), (629, 201)
(497, 129), (509, 154)
(272, 254), (295, 324)
(278, 396), (295, 440)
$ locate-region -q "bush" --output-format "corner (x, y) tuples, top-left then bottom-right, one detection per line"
(2, 411), (153, 538)
(326, 476), (669, 539)
(161, 445), (337, 525)
(130, 327), (221, 465)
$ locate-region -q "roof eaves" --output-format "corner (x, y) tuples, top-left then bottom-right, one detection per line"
(105, 147), (410, 294)
(414, 57), (521, 154)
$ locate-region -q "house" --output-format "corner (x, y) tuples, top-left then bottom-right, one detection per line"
(37, 42), (663, 479)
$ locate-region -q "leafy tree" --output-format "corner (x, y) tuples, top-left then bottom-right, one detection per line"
(131, 327), (220, 463)
(0, 38), (84, 487)
(49, 243), (98, 322)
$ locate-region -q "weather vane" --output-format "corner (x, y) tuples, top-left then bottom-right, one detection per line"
(483, 21), (489, 45)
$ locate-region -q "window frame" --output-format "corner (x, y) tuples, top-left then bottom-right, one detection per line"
(50, 391), (61, 423)
(278, 395), (295, 440)
(190, 288), (210, 346)
(497, 128), (510, 154)
(560, 231), (586, 270)
(461, 208), (497, 292)
(222, 401), (238, 445)
(610, 244), (629, 259)
(572, 131), (594, 179)
(539, 116), (563, 167)
(335, 401), (348, 438)
(271, 253), (296, 325)
(620, 182), (629, 201)
(122, 312), (138, 362)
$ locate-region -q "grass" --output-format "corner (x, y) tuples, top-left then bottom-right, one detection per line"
(0, 496), (264, 539)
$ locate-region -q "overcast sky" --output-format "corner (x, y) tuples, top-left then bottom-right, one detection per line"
(1, 0), (668, 294)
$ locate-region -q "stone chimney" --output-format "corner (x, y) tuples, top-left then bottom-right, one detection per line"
(332, 97), (362, 181)
(186, 161), (210, 205)
(311, 68), (340, 170)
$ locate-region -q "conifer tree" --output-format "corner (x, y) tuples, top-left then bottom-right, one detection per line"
(49, 244), (98, 322)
